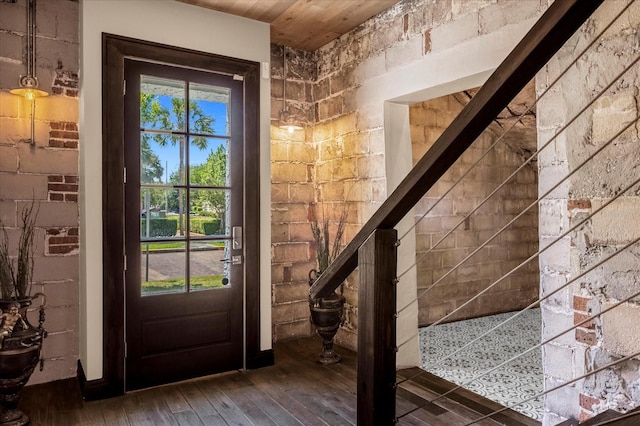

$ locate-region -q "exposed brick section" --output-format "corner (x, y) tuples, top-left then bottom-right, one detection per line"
(49, 122), (79, 149)
(48, 175), (78, 202)
(573, 295), (591, 312)
(52, 70), (79, 98)
(574, 312), (594, 329)
(578, 392), (605, 423)
(424, 30), (431, 54)
(568, 199), (592, 210)
(45, 227), (80, 256)
(580, 410), (592, 423)
(574, 294), (595, 346)
(579, 393), (602, 411)
(575, 328), (597, 346)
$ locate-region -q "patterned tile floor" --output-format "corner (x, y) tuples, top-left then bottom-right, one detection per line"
(419, 309), (543, 420)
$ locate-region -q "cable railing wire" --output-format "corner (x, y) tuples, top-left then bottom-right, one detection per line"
(397, 109), (640, 322)
(415, 116), (639, 325)
(396, 168), (640, 352)
(395, 132), (640, 385)
(396, 284), (640, 421)
(398, 45), (640, 287)
(396, 0), (635, 245)
(394, 48), (640, 402)
(397, 0), (635, 244)
(391, 1), (639, 423)
(396, 239), (639, 387)
(394, 235), (640, 386)
(461, 349), (640, 425)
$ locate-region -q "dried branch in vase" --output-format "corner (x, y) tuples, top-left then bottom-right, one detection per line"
(309, 201), (348, 273)
(0, 201), (39, 300)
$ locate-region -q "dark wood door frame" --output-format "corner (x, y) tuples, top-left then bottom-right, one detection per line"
(78, 33), (272, 400)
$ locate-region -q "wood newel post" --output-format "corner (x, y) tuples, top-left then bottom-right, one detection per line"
(357, 228), (398, 425)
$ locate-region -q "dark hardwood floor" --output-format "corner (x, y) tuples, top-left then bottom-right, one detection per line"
(19, 336), (538, 425)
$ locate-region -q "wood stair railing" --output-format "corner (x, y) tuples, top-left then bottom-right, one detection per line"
(308, 0), (606, 424)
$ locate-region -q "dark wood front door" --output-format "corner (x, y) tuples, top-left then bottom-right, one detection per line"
(123, 59), (245, 390)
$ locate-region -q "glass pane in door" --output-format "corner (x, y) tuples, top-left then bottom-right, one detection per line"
(140, 76), (185, 132)
(141, 243), (186, 295)
(141, 189), (186, 239)
(190, 240), (231, 291)
(189, 189), (230, 237)
(189, 137), (230, 187)
(137, 75), (235, 297)
(189, 82), (230, 136)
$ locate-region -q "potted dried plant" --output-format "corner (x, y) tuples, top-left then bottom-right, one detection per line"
(308, 201), (347, 364)
(0, 202), (47, 425)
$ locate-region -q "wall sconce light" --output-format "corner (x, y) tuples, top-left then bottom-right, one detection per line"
(278, 46), (303, 134)
(10, 0), (48, 144)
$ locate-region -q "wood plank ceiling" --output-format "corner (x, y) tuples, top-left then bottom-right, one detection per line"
(177, 0), (401, 51)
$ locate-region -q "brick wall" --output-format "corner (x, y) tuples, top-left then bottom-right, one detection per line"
(409, 88), (539, 325)
(537, 1), (640, 423)
(0, 0), (79, 384)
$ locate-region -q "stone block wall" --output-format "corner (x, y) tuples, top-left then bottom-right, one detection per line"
(409, 88), (539, 325)
(537, 1), (640, 423)
(269, 0), (546, 348)
(270, 45), (317, 342)
(0, 0), (79, 384)
(270, 124), (316, 341)
(270, 44), (315, 126)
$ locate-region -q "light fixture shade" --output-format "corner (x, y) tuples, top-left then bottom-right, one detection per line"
(10, 75), (48, 100)
(10, 0), (49, 101)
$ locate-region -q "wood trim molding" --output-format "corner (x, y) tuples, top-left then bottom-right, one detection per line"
(95, 33), (265, 399)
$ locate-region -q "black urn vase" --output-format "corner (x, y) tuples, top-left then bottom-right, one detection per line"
(0, 296), (47, 426)
(309, 269), (345, 365)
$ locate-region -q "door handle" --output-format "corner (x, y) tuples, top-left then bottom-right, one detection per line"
(220, 255), (243, 265)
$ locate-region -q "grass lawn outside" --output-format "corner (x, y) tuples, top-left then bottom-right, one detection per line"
(141, 241), (225, 251)
(142, 274), (225, 294)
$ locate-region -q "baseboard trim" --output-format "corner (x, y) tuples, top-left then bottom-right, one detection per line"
(78, 349), (275, 399)
(246, 349), (274, 370)
(77, 360), (121, 401)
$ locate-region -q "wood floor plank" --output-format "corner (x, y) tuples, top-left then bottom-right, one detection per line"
(15, 337), (541, 425)
(174, 410), (205, 426)
(397, 368), (537, 425)
(121, 388), (179, 426)
(50, 409), (103, 426)
(195, 377), (254, 425)
(161, 383), (193, 414)
(272, 347), (357, 424)
(397, 382), (501, 426)
(277, 341), (357, 398)
(397, 395), (445, 426)
(215, 374), (279, 426)
(20, 380), (53, 424)
(97, 396), (131, 426)
(246, 358), (331, 426)
(178, 380), (220, 419)
(258, 358), (354, 425)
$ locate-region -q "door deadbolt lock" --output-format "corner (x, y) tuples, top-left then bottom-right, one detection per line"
(232, 226), (242, 250)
